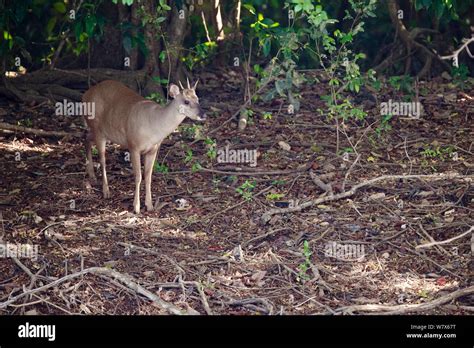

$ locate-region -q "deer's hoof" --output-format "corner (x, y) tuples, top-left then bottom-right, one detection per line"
(146, 204), (154, 212)
(103, 190), (111, 199)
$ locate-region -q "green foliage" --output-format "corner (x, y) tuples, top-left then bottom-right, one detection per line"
(112, 0), (134, 5)
(120, 22), (148, 57)
(240, 108), (255, 122)
(153, 162), (169, 173)
(337, 146), (354, 156)
(290, 0), (315, 14)
(180, 124), (202, 140)
(414, 0), (461, 20)
(72, 3), (106, 57)
(375, 114), (393, 137)
(2, 0), (472, 78)
(297, 240), (312, 282)
(204, 137), (217, 160)
(18, 118), (32, 127)
(451, 64), (470, 89)
(388, 75), (414, 95)
(279, 0), (377, 122)
(183, 41), (217, 70)
(420, 145), (455, 161)
(191, 162), (202, 172)
(266, 192), (285, 200)
(152, 76), (169, 86)
(236, 180), (256, 200)
(146, 92), (165, 105)
(184, 149), (194, 163)
(181, 147), (202, 172)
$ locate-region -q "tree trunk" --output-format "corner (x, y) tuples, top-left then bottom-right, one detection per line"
(159, 3), (188, 85)
(214, 0), (227, 66)
(141, 0), (163, 97)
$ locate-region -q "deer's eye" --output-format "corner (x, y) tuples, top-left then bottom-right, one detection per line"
(184, 100), (190, 105)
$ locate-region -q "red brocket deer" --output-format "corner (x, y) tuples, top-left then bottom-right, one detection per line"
(83, 79), (206, 213)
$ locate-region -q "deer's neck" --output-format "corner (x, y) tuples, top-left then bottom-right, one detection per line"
(147, 100), (186, 144)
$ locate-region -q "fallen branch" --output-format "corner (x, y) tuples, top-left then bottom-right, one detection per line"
(242, 227), (292, 249)
(416, 226), (474, 249)
(0, 121), (82, 138)
(201, 165), (310, 176)
(227, 297), (274, 315)
(334, 285), (474, 314)
(261, 172), (472, 224)
(0, 266), (185, 315)
(342, 154), (361, 192)
(309, 171), (333, 194)
(118, 242), (160, 256)
(182, 281), (213, 315)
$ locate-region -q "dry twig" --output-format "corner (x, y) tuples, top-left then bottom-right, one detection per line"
(0, 267), (185, 315)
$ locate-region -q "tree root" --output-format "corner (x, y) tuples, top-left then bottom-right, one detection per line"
(2, 68), (148, 104)
(375, 0), (451, 77)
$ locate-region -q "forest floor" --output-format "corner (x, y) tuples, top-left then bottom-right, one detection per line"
(0, 70), (473, 315)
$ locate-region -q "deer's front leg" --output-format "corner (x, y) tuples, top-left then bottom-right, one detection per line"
(130, 150), (142, 214)
(96, 137), (110, 199)
(144, 144), (160, 211)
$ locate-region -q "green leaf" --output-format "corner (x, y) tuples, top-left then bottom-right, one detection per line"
(46, 17), (57, 34)
(243, 4), (256, 15)
(79, 32), (88, 42)
(262, 38), (271, 57)
(85, 15), (97, 36)
(432, 0), (445, 18)
(3, 31), (12, 40)
(275, 80), (285, 96)
(74, 21), (83, 41)
(422, 0), (432, 7)
(159, 50), (166, 63)
(340, 33), (353, 44)
(53, 2), (66, 14)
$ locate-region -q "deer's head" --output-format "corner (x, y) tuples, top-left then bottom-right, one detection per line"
(169, 79), (206, 121)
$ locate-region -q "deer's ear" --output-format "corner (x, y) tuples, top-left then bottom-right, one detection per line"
(169, 84), (180, 99)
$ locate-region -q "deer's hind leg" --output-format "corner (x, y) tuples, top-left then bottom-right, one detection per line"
(85, 131), (97, 184)
(95, 135), (110, 199)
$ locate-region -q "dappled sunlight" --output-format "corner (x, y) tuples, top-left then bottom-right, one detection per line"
(0, 139), (57, 154)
